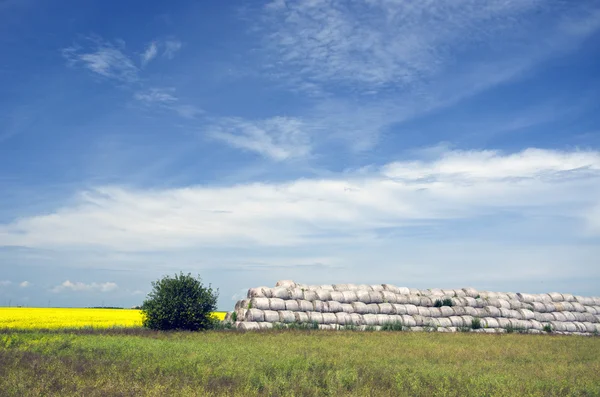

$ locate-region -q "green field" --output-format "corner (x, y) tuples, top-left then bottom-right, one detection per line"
(1, 329), (599, 396)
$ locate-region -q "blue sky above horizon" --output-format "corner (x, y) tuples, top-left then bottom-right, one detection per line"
(1, 0), (600, 310)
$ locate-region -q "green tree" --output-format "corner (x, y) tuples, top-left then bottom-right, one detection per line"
(141, 272), (219, 331)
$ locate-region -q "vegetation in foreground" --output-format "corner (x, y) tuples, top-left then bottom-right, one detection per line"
(1, 329), (599, 396)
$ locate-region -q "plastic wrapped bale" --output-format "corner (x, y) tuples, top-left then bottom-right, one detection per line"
(518, 309), (535, 320)
(563, 322), (577, 332)
(272, 287), (290, 299)
(303, 290), (318, 302)
(408, 295), (421, 306)
(247, 287), (268, 298)
(562, 302), (575, 312)
(276, 280), (296, 288)
(260, 288), (273, 298)
(450, 298), (464, 307)
(288, 288), (304, 300)
(294, 299), (311, 312)
(533, 312), (546, 322)
(508, 300), (524, 310)
(328, 301), (343, 313)
(449, 316), (464, 327)
(529, 320), (544, 331)
(405, 304), (419, 315)
(496, 293), (510, 301)
(382, 284), (400, 293)
(307, 312), (323, 324)
(312, 300), (325, 312)
(370, 285), (384, 292)
(539, 294), (553, 303)
(369, 291), (384, 304)
(235, 299), (249, 310)
(263, 310), (279, 322)
(548, 292), (563, 302)
(335, 312), (351, 325)
(573, 322), (587, 333)
(330, 291), (345, 303)
(462, 287), (479, 298)
(356, 290), (371, 304)
(412, 315), (425, 326)
(463, 297), (477, 307)
(440, 306), (454, 317)
(452, 306), (466, 316)
(341, 303), (354, 313)
(584, 306), (597, 314)
(294, 312), (310, 324)
(474, 298), (486, 308)
(342, 291), (358, 303)
(393, 304), (408, 315)
(540, 313), (554, 322)
(333, 284), (349, 292)
(322, 313), (337, 324)
(250, 297), (271, 310)
(285, 300), (299, 311)
(235, 308), (248, 321)
(531, 302), (546, 312)
(453, 289), (467, 298)
(544, 303), (556, 312)
(484, 306), (501, 317)
(512, 319), (531, 330)
(245, 309), (265, 322)
(552, 312), (567, 321)
(571, 302), (585, 313)
(419, 297), (433, 307)
(346, 284), (359, 291)
(397, 287), (410, 295)
(441, 289), (455, 297)
(517, 293), (534, 303)
(351, 302), (369, 314)
(395, 294), (410, 304)
(268, 298), (285, 311)
(437, 318), (452, 327)
(363, 314), (378, 326)
(497, 317), (511, 329)
(562, 311), (576, 322)
(238, 322), (260, 331)
(375, 314), (393, 325)
(429, 307), (442, 318)
(381, 291), (397, 303)
(583, 322), (596, 333)
(428, 288), (443, 296)
(258, 322), (273, 330)
(356, 284), (372, 291)
(464, 307), (478, 316)
(366, 304), (380, 314)
(418, 307), (431, 317)
(379, 303), (394, 314)
(582, 313), (596, 322)
(349, 313), (364, 325)
(401, 315), (417, 327)
(278, 311), (296, 323)
(562, 293), (575, 302)
(482, 317), (499, 328)
(320, 284), (335, 291)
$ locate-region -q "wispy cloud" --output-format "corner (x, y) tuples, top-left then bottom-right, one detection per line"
(0, 280), (11, 287)
(62, 38), (139, 83)
(134, 88), (178, 104)
(163, 39), (182, 59)
(50, 280), (118, 293)
(209, 116), (311, 161)
(19, 281), (30, 288)
(141, 41), (158, 66)
(1, 148), (599, 251)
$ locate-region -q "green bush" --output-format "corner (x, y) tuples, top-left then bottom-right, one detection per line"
(543, 324), (552, 333)
(141, 272), (219, 331)
(471, 318), (482, 330)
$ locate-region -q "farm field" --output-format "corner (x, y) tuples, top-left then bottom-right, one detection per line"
(0, 308), (227, 329)
(1, 329), (599, 396)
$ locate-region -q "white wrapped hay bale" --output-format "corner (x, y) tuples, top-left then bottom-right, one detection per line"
(369, 291), (384, 303)
(258, 322), (273, 330)
(269, 298), (286, 311)
(235, 308), (248, 321)
(341, 303), (354, 313)
(544, 303), (556, 312)
(583, 322), (596, 333)
(312, 300), (325, 312)
(408, 295), (421, 306)
(264, 310), (280, 322)
(509, 300), (525, 310)
(464, 307), (479, 316)
(320, 284), (335, 291)
(356, 290), (371, 304)
(377, 314), (393, 325)
(352, 302), (369, 314)
(452, 297), (468, 307)
(382, 291), (397, 303)
(371, 284), (384, 292)
(393, 304), (408, 315)
(276, 280), (297, 288)
(308, 312), (323, 324)
(583, 313), (596, 323)
(419, 297), (433, 307)
(512, 319), (531, 330)
(497, 318), (511, 329)
(562, 312), (576, 322)
(452, 306), (466, 316)
(533, 312), (547, 322)
(462, 287), (479, 298)
(562, 293), (575, 302)
(261, 288), (273, 298)
(328, 301), (343, 313)
(429, 307), (442, 317)
(322, 313), (337, 324)
(366, 304), (380, 314)
(382, 284), (400, 293)
(428, 288), (444, 296)
(397, 287), (410, 295)
(395, 294), (410, 304)
(552, 312), (567, 321)
(405, 304), (419, 315)
(285, 300), (299, 311)
(437, 318), (452, 327)
(562, 302), (575, 312)
(440, 306), (455, 317)
(418, 307), (431, 317)
(518, 309), (535, 320)
(529, 320), (543, 331)
(278, 311), (296, 323)
(496, 293), (510, 301)
(330, 291), (345, 303)
(474, 298), (487, 308)
(247, 287), (268, 298)
(289, 288), (304, 300)
(349, 313), (364, 325)
(357, 284), (372, 291)
(412, 315), (425, 326)
(245, 308), (265, 322)
(363, 314), (378, 326)
(379, 303), (394, 314)
(517, 293), (535, 303)
(484, 306), (501, 317)
(272, 287), (290, 299)
(571, 302), (585, 313)
(333, 284), (349, 291)
(463, 297), (477, 307)
(482, 317), (499, 328)
(574, 322), (587, 332)
(336, 312), (351, 325)
(539, 294), (552, 303)
(303, 290), (318, 301)
(346, 283), (359, 291)
(401, 315), (417, 327)
(584, 306), (597, 314)
(238, 322), (260, 331)
(564, 322), (577, 332)
(531, 302), (546, 312)
(250, 297), (271, 310)
(449, 316), (464, 327)
(442, 289), (455, 297)
(342, 291), (358, 303)
(235, 299), (249, 310)
(548, 292), (563, 302)
(296, 299), (313, 312)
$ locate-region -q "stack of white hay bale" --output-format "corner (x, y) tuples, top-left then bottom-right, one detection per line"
(225, 280), (600, 335)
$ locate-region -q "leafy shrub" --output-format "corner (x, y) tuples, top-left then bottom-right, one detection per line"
(381, 321), (403, 331)
(543, 324), (552, 333)
(141, 272), (219, 331)
(231, 312), (237, 322)
(434, 298), (454, 307)
(471, 318), (482, 330)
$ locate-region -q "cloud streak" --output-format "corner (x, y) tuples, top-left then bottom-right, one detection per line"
(51, 280), (118, 293)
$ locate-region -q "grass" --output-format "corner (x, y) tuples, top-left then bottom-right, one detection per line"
(1, 328), (599, 396)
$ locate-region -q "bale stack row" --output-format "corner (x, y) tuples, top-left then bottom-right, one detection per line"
(226, 280), (600, 335)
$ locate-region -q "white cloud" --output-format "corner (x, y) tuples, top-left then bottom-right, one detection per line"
(134, 88), (178, 104)
(1, 148), (599, 252)
(19, 281), (31, 288)
(0, 280), (11, 287)
(209, 116), (311, 161)
(51, 280), (118, 293)
(141, 41), (158, 66)
(163, 40), (182, 59)
(62, 38), (139, 83)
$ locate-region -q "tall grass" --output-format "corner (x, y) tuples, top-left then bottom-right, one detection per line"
(1, 329), (598, 396)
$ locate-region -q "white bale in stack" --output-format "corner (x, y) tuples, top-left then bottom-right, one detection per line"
(341, 303), (354, 313)
(247, 287), (268, 298)
(366, 304), (380, 314)
(563, 312), (576, 322)
(333, 284), (349, 291)
(285, 300), (299, 311)
(342, 291), (358, 303)
(369, 291), (384, 303)
(295, 312), (309, 323)
(258, 322), (273, 330)
(328, 301), (343, 313)
(382, 284), (399, 293)
(363, 314), (377, 326)
(356, 290), (371, 303)
(322, 313), (337, 324)
(482, 317), (499, 328)
(296, 299), (313, 312)
(308, 312), (323, 324)
(238, 322), (260, 331)
(418, 307), (431, 317)
(352, 302), (368, 314)
(449, 316), (464, 327)
(440, 306), (454, 317)
(429, 307), (442, 317)
(315, 290), (331, 301)
(371, 285), (384, 291)
(397, 287), (410, 295)
(349, 313), (363, 325)
(289, 288), (304, 300)
(552, 312), (567, 321)
(303, 290), (318, 301)
(330, 291), (344, 302)
(518, 309), (535, 320)
(462, 287), (479, 298)
(276, 280), (297, 288)
(279, 311), (296, 323)
(484, 306), (501, 317)
(562, 293), (576, 302)
(269, 298), (286, 311)
(382, 291), (397, 303)
(379, 303), (394, 314)
(250, 298), (271, 310)
(335, 312), (351, 325)
(401, 315), (417, 327)
(377, 314), (393, 325)
(272, 287), (290, 299)
(264, 310), (279, 322)
(245, 309), (265, 322)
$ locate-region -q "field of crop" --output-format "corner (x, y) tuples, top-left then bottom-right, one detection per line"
(0, 308), (226, 329)
(1, 328), (599, 396)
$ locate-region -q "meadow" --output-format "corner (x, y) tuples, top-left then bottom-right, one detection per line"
(1, 327), (599, 396)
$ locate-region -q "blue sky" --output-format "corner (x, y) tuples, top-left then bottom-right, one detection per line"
(1, 0), (599, 310)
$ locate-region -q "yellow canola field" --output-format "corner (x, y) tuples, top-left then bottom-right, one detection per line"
(0, 308), (227, 329)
